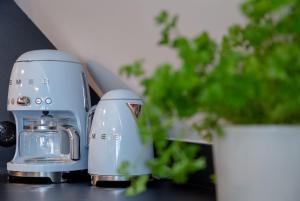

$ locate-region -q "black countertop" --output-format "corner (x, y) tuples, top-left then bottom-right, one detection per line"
(0, 172), (215, 201)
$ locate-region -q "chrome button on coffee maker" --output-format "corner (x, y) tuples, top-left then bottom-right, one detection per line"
(7, 50), (91, 183)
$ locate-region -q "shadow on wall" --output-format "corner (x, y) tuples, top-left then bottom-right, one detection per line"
(87, 61), (130, 94)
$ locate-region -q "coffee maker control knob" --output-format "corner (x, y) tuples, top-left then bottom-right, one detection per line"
(45, 98), (52, 104)
(17, 96), (30, 106)
(35, 98), (42, 104)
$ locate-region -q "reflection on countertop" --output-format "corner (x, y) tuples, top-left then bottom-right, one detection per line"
(0, 172), (215, 201)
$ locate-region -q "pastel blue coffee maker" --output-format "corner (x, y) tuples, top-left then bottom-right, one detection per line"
(7, 50), (91, 183)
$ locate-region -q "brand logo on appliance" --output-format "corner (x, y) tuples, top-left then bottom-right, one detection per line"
(16, 79), (21, 85)
(41, 78), (49, 84)
(28, 79), (34, 85)
(91, 133), (121, 141)
(11, 78), (50, 85)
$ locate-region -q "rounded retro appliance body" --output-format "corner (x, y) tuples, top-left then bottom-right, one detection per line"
(7, 50), (90, 183)
(88, 89), (153, 185)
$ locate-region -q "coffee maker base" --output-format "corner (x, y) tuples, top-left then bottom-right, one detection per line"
(8, 171), (70, 183)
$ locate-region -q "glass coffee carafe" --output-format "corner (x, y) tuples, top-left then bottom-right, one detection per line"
(19, 113), (80, 164)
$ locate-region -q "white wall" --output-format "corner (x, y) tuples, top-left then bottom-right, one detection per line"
(15, 0), (244, 93)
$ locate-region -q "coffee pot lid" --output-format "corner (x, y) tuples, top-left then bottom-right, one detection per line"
(101, 89), (142, 100)
(16, 50), (81, 63)
(23, 115), (58, 131)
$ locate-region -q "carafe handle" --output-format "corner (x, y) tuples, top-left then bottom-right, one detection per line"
(64, 127), (80, 160)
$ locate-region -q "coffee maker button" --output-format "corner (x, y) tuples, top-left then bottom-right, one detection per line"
(45, 98), (52, 104)
(35, 98), (42, 105)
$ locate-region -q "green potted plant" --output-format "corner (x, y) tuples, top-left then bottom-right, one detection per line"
(120, 0), (300, 199)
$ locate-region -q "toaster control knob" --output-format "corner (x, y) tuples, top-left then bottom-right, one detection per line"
(17, 96), (30, 106)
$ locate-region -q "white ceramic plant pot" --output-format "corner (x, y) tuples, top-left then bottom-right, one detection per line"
(213, 126), (300, 201)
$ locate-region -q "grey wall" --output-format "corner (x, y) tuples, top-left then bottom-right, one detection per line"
(0, 0), (55, 169)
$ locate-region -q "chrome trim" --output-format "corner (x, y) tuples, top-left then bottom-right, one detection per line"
(17, 96), (31, 106)
(16, 59), (82, 64)
(86, 105), (97, 145)
(81, 72), (90, 112)
(91, 175), (128, 185)
(24, 157), (70, 164)
(23, 115), (58, 131)
(101, 99), (141, 101)
(8, 171), (67, 183)
(35, 125), (57, 130)
(23, 125), (57, 131)
(64, 127), (80, 160)
(127, 103), (142, 118)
